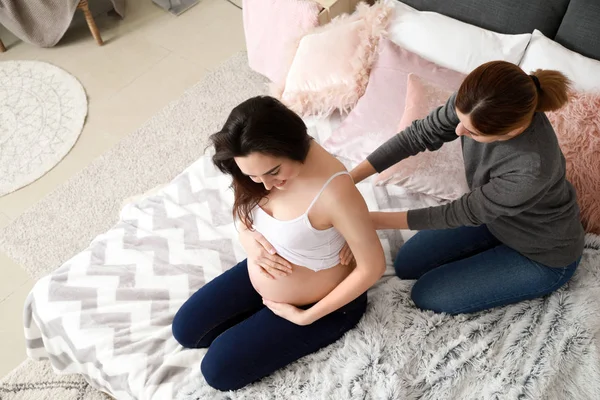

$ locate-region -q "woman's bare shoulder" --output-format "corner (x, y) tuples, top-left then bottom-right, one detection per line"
(311, 143), (350, 177)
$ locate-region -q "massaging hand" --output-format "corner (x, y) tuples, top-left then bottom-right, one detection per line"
(263, 299), (314, 326)
(240, 229), (293, 279)
(339, 242), (354, 265)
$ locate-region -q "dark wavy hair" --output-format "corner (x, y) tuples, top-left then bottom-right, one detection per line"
(210, 96), (311, 227)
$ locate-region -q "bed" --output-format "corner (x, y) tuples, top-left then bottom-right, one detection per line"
(22, 1), (600, 399)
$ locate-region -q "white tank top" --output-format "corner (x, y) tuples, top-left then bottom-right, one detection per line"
(252, 171), (350, 272)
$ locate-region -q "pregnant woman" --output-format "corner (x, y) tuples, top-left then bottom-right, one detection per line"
(172, 96), (385, 391)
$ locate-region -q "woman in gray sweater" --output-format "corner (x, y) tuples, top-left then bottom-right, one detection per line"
(350, 60), (584, 315)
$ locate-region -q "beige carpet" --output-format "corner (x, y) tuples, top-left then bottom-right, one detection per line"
(0, 51), (267, 281)
(0, 51), (268, 399)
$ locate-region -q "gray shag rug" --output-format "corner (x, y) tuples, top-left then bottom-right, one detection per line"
(177, 236), (600, 400)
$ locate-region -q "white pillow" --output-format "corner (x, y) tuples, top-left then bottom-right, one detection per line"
(519, 30), (600, 92)
(388, 2), (531, 74)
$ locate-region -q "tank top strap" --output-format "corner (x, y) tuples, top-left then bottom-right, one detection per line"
(305, 171), (351, 213)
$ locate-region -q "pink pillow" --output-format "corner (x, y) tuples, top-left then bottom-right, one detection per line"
(375, 74), (469, 200)
(321, 38), (466, 164)
(243, 0), (322, 87)
(277, 2), (393, 117)
(547, 91), (600, 234)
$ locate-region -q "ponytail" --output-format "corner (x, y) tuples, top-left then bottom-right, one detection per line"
(530, 69), (571, 112)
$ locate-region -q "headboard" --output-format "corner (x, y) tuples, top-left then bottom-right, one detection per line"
(397, 0), (600, 61)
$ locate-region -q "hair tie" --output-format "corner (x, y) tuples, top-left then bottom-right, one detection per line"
(530, 75), (541, 91)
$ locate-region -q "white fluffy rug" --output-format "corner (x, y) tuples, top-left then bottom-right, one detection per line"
(178, 234), (600, 400)
(0, 61), (87, 196)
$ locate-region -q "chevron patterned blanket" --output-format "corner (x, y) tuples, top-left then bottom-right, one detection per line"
(22, 153), (440, 399)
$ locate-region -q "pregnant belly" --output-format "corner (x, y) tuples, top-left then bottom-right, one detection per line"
(248, 260), (354, 306)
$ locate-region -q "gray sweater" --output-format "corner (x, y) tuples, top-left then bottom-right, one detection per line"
(367, 93), (584, 267)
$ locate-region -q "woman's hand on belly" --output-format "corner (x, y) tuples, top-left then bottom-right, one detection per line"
(249, 261), (354, 313)
(260, 261), (355, 325)
(262, 299), (314, 326)
(240, 228), (293, 279)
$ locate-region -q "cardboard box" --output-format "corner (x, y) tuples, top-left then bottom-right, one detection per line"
(314, 0), (374, 25)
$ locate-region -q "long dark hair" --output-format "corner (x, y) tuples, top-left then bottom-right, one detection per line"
(455, 61), (571, 136)
(210, 96), (311, 227)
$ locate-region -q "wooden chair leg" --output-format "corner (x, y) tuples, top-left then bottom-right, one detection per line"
(0, 38), (6, 53)
(77, 0), (104, 46)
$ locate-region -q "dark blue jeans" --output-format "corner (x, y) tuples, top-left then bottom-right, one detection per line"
(394, 225), (579, 315)
(172, 259), (367, 391)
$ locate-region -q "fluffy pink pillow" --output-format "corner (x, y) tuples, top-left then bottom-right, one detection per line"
(374, 74), (469, 200)
(243, 0), (322, 88)
(321, 38), (465, 164)
(277, 2), (393, 117)
(547, 91), (600, 234)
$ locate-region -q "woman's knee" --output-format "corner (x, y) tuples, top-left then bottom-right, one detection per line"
(395, 226), (501, 281)
(172, 305), (211, 349)
(201, 344), (247, 391)
(394, 245), (426, 280)
(410, 279), (458, 314)
(393, 231), (441, 279)
(172, 308), (194, 348)
(394, 255), (414, 279)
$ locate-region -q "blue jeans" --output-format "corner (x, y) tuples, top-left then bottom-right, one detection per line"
(394, 225), (579, 315)
(172, 259), (367, 391)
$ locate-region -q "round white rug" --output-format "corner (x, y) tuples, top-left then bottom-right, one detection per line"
(0, 61), (87, 197)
